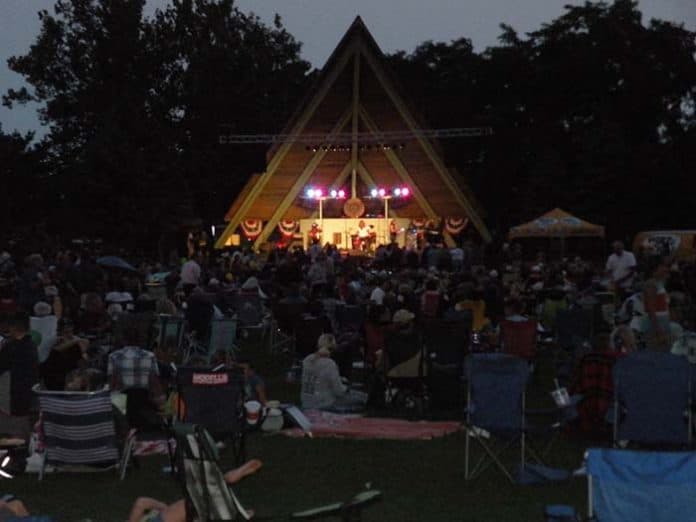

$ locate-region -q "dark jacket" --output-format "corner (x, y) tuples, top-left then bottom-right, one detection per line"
(0, 335), (39, 415)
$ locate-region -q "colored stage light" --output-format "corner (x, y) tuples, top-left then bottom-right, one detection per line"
(401, 187), (410, 196)
(370, 188), (378, 197)
(330, 189), (338, 198)
(314, 188), (323, 198)
(378, 188), (386, 197)
(306, 188), (315, 198)
(338, 189), (346, 198)
(394, 188), (402, 196)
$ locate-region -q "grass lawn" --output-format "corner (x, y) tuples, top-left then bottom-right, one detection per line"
(7, 343), (592, 521)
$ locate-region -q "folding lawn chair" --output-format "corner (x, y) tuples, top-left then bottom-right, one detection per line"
(612, 352), (693, 448)
(34, 386), (135, 481)
(208, 317), (239, 360)
(587, 448), (696, 522)
(424, 318), (471, 408)
(554, 308), (594, 383)
(151, 314), (186, 358)
(174, 423), (382, 522)
(176, 368), (246, 463)
(463, 353), (574, 483)
(500, 319), (537, 362)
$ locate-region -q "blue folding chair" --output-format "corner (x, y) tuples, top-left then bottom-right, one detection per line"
(612, 352), (693, 447)
(464, 354), (537, 482)
(587, 448), (696, 522)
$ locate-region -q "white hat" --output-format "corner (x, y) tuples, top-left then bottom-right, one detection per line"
(489, 270), (499, 278)
(44, 285), (59, 297)
(241, 277), (259, 290)
(393, 309), (415, 324)
(317, 333), (337, 355)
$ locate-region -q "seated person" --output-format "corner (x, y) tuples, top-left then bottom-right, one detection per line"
(382, 309), (422, 371)
(107, 319), (165, 414)
(40, 319), (89, 391)
(0, 312), (39, 440)
(127, 459), (262, 522)
(301, 334), (366, 411)
(237, 359), (267, 406)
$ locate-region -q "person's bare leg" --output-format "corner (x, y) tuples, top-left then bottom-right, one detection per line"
(128, 497), (169, 522)
(223, 459), (263, 484)
(159, 500), (187, 522)
(8, 499), (29, 516)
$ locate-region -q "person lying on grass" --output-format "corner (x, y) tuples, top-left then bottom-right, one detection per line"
(127, 459), (262, 522)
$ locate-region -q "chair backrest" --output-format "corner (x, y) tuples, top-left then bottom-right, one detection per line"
(174, 423), (248, 521)
(208, 317), (238, 356)
(151, 314), (185, 355)
(555, 308), (593, 350)
(424, 319), (471, 367)
(36, 387), (119, 466)
(337, 304), (365, 332)
(273, 301), (308, 334)
(500, 319), (537, 360)
(465, 354), (530, 432)
(613, 352), (692, 445)
(588, 448), (696, 522)
(176, 368), (244, 438)
(294, 316), (332, 357)
(236, 296), (264, 326)
(570, 352), (618, 439)
(185, 300), (215, 337)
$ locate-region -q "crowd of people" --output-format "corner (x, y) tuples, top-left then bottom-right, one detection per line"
(0, 236), (695, 518)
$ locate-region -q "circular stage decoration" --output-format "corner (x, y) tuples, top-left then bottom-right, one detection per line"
(343, 197), (365, 218)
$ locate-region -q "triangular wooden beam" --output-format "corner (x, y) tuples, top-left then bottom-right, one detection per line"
(358, 43), (491, 242)
(215, 42), (357, 249)
(252, 109), (353, 249)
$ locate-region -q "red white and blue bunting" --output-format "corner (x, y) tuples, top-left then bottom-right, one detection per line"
(445, 217), (469, 235)
(277, 220), (299, 237)
(241, 219), (263, 239)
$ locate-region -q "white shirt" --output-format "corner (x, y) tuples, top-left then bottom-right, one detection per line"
(370, 286), (385, 305)
(606, 251), (637, 289)
(181, 259), (201, 285)
(301, 354), (347, 409)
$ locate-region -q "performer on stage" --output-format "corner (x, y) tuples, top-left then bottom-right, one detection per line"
(309, 222), (322, 245)
(389, 220), (398, 244)
(357, 220), (369, 251)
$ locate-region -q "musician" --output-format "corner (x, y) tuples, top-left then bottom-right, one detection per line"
(389, 220), (398, 244)
(357, 220), (369, 251)
(309, 222), (322, 245)
(368, 225), (377, 252)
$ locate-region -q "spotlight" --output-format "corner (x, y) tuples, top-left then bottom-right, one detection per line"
(338, 189), (346, 198)
(370, 188), (378, 197)
(314, 188), (323, 198)
(378, 188), (386, 197)
(394, 188), (401, 196)
(306, 188), (315, 198)
(401, 187), (410, 196)
(330, 189), (338, 198)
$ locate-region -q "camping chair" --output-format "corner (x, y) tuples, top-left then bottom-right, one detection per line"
(424, 318), (471, 408)
(269, 301), (307, 354)
(151, 314), (186, 361)
(554, 308), (594, 384)
(34, 386), (135, 481)
(500, 319), (538, 362)
(174, 423), (382, 522)
(568, 352), (618, 441)
(235, 296), (270, 344)
(612, 352), (693, 448)
(464, 353), (567, 483)
(176, 367), (246, 463)
(208, 317), (239, 360)
(587, 448), (696, 522)
(336, 304), (365, 334)
(294, 315), (332, 358)
(383, 331), (429, 415)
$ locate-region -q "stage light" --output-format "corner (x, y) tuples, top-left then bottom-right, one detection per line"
(370, 188), (378, 197)
(306, 188), (315, 198)
(314, 188), (323, 198)
(394, 188), (402, 196)
(378, 188), (386, 197)
(338, 189), (346, 198)
(401, 187), (410, 196)
(330, 189), (337, 198)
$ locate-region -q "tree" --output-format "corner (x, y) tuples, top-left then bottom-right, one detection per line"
(4, 0), (311, 249)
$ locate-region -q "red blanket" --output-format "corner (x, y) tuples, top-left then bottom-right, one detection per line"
(283, 411), (462, 440)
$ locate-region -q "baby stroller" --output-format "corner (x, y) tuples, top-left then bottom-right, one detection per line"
(380, 330), (429, 417)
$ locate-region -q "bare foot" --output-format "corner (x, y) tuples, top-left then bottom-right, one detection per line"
(224, 459), (263, 483)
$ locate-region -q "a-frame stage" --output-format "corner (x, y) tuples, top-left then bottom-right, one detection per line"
(215, 16), (490, 249)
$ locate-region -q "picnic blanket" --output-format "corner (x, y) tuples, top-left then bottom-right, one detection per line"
(283, 411), (462, 440)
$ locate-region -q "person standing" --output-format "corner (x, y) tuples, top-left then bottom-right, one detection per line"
(605, 241), (637, 302)
(642, 257), (672, 351)
(180, 251), (202, 297)
(0, 312), (39, 439)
